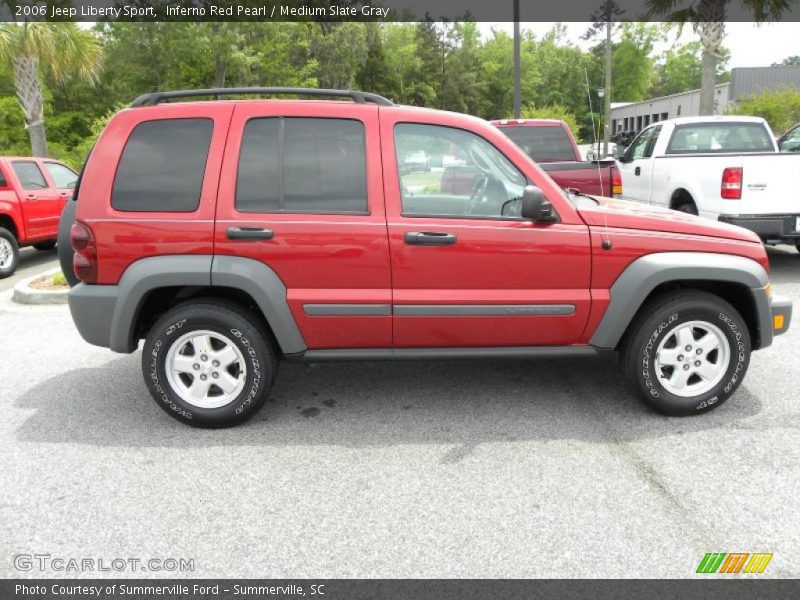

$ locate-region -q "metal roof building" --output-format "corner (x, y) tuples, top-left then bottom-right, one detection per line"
(609, 66), (800, 137)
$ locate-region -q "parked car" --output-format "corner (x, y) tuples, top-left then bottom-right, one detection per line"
(0, 157), (77, 278)
(491, 118), (622, 198)
(402, 150), (430, 172)
(61, 87), (791, 428)
(616, 116), (800, 250)
(778, 123), (800, 153)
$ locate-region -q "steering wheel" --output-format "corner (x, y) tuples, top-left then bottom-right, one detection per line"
(465, 173), (489, 215)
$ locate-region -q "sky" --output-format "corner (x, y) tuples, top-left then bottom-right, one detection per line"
(478, 22), (800, 69)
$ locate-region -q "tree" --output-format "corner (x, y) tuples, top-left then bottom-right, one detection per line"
(729, 88), (800, 135)
(646, 0), (791, 115)
(0, 23), (101, 156)
(774, 55), (800, 66)
(651, 41), (729, 97)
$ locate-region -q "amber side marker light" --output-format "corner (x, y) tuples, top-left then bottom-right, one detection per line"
(774, 314), (785, 331)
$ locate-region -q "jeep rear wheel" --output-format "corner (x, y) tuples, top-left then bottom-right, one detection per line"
(0, 227), (20, 279)
(142, 301), (275, 427)
(621, 291), (751, 416)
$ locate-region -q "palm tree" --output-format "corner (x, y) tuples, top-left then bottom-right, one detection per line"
(646, 0), (792, 116)
(0, 23), (101, 157)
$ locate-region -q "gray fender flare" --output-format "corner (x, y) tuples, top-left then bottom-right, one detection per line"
(109, 255), (307, 354)
(589, 252), (771, 350)
(211, 255), (306, 354)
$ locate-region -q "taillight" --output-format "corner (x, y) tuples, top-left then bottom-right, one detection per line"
(721, 167), (743, 199)
(70, 222), (97, 284)
(611, 166), (623, 197)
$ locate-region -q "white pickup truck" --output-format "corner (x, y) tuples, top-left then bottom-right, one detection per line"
(617, 115), (800, 250)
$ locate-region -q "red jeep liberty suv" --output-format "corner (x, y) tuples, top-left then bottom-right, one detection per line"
(61, 88), (792, 427)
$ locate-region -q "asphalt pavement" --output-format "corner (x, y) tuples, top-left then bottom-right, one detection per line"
(1, 246), (799, 578)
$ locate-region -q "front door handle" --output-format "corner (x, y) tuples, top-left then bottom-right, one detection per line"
(226, 226), (274, 241)
(404, 231), (457, 246)
(634, 166), (641, 176)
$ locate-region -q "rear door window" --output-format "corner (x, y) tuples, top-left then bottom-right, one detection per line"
(12, 161), (48, 190)
(236, 117), (368, 214)
(112, 118), (213, 212)
(44, 162), (78, 189)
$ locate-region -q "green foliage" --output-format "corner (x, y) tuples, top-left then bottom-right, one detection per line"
(521, 104), (580, 136)
(728, 88), (800, 136)
(0, 21), (719, 162)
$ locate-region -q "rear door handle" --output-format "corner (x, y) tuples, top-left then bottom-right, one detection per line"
(634, 166), (641, 176)
(226, 226), (274, 241)
(404, 231), (457, 246)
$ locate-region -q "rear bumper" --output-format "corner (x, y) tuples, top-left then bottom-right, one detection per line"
(68, 283), (120, 350)
(718, 214), (800, 243)
(772, 294), (792, 338)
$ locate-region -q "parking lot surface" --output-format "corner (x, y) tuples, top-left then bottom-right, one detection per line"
(1, 247), (799, 578)
(0, 247), (59, 293)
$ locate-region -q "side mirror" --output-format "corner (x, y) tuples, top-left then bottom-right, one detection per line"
(520, 185), (558, 223)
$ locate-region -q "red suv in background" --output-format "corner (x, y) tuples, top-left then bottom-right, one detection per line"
(0, 157), (77, 277)
(61, 88), (791, 428)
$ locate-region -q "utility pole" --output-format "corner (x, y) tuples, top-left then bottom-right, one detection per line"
(603, 8), (612, 156)
(513, 0), (521, 119)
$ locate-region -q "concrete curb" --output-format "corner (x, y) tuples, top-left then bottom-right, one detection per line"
(12, 267), (69, 305)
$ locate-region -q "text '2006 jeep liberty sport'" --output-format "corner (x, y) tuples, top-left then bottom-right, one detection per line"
(63, 88), (792, 427)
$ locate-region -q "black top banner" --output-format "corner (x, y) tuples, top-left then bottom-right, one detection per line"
(2, 0), (800, 22)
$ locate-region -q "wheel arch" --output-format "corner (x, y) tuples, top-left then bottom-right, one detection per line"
(0, 211), (20, 240)
(589, 252), (771, 351)
(669, 187), (696, 210)
(108, 255), (305, 355)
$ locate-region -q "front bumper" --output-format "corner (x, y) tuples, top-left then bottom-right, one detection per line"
(719, 214), (800, 243)
(771, 294), (792, 337)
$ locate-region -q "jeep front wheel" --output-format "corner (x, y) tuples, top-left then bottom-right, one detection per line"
(142, 301), (275, 427)
(621, 291), (751, 416)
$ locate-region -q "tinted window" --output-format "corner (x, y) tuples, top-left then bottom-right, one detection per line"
(395, 123), (527, 219)
(237, 117), (367, 214)
(44, 162), (78, 189)
(780, 127), (800, 153)
(0, 167), (6, 187)
(112, 119), (213, 212)
(667, 122), (774, 154)
(12, 161), (48, 190)
(499, 125), (576, 162)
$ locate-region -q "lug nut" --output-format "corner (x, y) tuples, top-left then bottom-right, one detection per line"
(212, 360), (220, 367)
(678, 355), (684, 362)
(200, 355), (208, 362)
(199, 374), (207, 381)
(683, 364), (690, 370)
(193, 363), (200, 370)
(685, 345), (692, 351)
(212, 372), (219, 379)
(696, 349), (702, 355)
(695, 360), (701, 367)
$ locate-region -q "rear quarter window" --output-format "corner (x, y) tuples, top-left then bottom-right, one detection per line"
(0, 166), (7, 187)
(112, 118), (213, 212)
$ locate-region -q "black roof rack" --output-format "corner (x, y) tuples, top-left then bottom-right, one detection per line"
(130, 87), (394, 108)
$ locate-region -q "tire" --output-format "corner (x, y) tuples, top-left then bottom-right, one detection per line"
(674, 201), (698, 216)
(33, 240), (56, 251)
(0, 227), (20, 279)
(57, 200), (79, 287)
(621, 290), (751, 416)
(142, 301), (276, 428)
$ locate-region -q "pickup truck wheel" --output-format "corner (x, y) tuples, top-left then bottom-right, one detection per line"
(621, 291), (751, 416)
(674, 201), (698, 216)
(33, 240), (57, 251)
(142, 301), (276, 428)
(0, 227), (20, 279)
